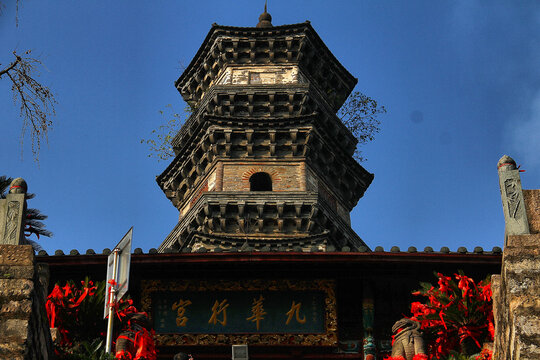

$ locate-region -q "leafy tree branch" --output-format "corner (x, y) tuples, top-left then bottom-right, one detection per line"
(143, 92), (385, 162)
(338, 91), (386, 162)
(141, 104), (192, 161)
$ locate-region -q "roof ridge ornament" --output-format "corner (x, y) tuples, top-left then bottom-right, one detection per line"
(256, 0), (273, 28)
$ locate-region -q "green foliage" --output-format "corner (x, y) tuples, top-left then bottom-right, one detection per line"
(444, 351), (473, 360)
(25, 207), (52, 238)
(337, 91), (386, 162)
(0, 175), (10, 198)
(140, 104), (192, 161)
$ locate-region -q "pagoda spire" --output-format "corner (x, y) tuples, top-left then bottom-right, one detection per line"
(256, 1), (272, 28)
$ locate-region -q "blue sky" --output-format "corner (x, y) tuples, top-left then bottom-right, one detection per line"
(1, 1), (539, 254)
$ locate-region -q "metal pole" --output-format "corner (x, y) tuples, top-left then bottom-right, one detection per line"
(105, 249), (119, 354)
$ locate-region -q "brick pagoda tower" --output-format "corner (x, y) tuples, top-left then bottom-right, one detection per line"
(157, 9), (373, 253)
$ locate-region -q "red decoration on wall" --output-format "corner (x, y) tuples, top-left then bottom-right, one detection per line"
(407, 272), (493, 360)
(45, 278), (157, 359)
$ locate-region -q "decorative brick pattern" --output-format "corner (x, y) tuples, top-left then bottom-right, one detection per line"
(241, 167), (282, 182)
(224, 163), (295, 192)
(0, 245), (34, 266)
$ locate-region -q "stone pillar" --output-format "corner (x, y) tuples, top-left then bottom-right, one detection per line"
(0, 178), (28, 245)
(497, 155), (529, 243)
(492, 155), (540, 360)
(0, 245), (53, 359)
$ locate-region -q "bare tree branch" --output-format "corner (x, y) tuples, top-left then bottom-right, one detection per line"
(0, 50), (57, 161)
(0, 54), (20, 76)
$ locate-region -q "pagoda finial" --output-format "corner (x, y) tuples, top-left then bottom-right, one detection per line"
(256, 0), (273, 28)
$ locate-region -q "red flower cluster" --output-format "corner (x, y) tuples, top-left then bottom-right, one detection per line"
(409, 272), (493, 360)
(46, 278), (157, 360)
(46, 279), (98, 346)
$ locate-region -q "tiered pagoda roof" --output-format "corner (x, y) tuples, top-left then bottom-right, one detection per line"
(156, 13), (376, 253)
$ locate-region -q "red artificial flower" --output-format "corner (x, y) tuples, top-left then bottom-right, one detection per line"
(46, 278), (157, 360)
(458, 325), (483, 349)
(455, 274), (476, 298)
(410, 272), (493, 359)
(62, 283), (72, 298)
(411, 302), (428, 317)
(487, 317), (495, 341)
(428, 294), (442, 308)
(133, 328), (157, 360)
(479, 283), (492, 302)
(437, 273), (452, 294)
(438, 310), (447, 330)
(46, 285), (64, 328)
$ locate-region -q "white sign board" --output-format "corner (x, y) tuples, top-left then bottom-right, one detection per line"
(103, 227), (132, 319)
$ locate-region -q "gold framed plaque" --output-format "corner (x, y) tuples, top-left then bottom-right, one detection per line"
(140, 279), (337, 346)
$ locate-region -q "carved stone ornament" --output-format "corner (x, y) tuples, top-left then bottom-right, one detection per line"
(504, 178), (521, 219)
(497, 155), (530, 236)
(391, 318), (426, 360)
(141, 279), (337, 346)
(5, 201), (21, 243)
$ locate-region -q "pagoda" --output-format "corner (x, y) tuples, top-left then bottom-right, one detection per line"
(156, 8), (374, 254)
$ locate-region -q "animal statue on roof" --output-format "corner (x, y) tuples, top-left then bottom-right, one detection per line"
(390, 318), (427, 360)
